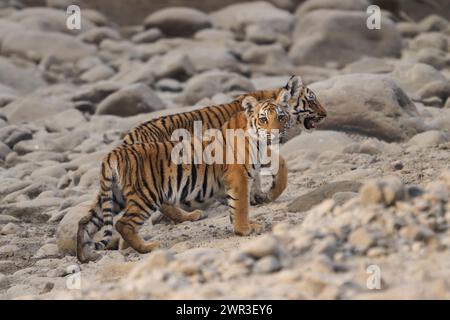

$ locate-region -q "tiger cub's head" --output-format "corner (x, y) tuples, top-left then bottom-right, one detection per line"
(241, 88), (292, 144)
(284, 75), (327, 134)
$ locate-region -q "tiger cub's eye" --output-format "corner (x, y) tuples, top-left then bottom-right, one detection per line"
(259, 116), (268, 123)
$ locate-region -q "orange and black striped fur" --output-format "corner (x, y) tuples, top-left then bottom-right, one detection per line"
(77, 89), (293, 262)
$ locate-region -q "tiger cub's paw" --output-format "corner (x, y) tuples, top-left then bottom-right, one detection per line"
(189, 209), (208, 221)
(234, 221), (262, 236)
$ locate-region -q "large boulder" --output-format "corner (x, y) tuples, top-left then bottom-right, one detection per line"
(95, 83), (165, 117)
(144, 7), (212, 37)
(309, 74), (424, 142)
(289, 10), (402, 66)
(210, 1), (294, 39)
(2, 31), (96, 62)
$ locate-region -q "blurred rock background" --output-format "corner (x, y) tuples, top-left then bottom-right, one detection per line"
(0, 0), (449, 299)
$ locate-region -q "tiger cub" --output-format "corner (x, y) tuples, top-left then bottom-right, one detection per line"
(77, 88), (293, 262)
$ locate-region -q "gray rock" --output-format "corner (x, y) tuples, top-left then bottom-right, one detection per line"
(144, 7), (211, 37)
(0, 19), (25, 45)
(20, 151), (66, 163)
(422, 96), (444, 108)
(289, 10), (401, 66)
(240, 234), (280, 259)
(281, 131), (355, 156)
(1, 91), (73, 124)
(0, 141), (11, 160)
(342, 57), (394, 74)
(56, 202), (92, 256)
(2, 31), (96, 62)
(0, 273), (9, 290)
(417, 81), (450, 101)
(210, 2), (293, 39)
(244, 23), (287, 45)
(150, 51), (195, 81)
(288, 181), (362, 212)
(0, 92), (16, 108)
(30, 164), (66, 180)
(359, 176), (405, 207)
(80, 65), (115, 83)
(96, 83), (165, 117)
(78, 27), (121, 45)
(409, 32), (448, 52)
(170, 41), (239, 73)
(13, 130), (89, 154)
(76, 56), (104, 73)
(44, 109), (87, 132)
(445, 98), (450, 109)
(0, 244), (20, 255)
(194, 28), (234, 42)
(109, 60), (155, 86)
(72, 81), (122, 104)
(332, 191), (358, 206)
(0, 222), (20, 235)
(295, 0), (369, 17)
(418, 14), (449, 32)
(0, 125), (32, 148)
(155, 78), (182, 92)
(34, 244), (60, 259)
(309, 74), (423, 141)
(390, 61), (446, 95)
(0, 57), (46, 94)
(397, 22), (420, 38)
(415, 48), (447, 70)
(131, 28), (162, 43)
(348, 227), (375, 252)
(9, 7), (95, 35)
(241, 43), (291, 66)
(179, 70), (254, 105)
(253, 256), (281, 274)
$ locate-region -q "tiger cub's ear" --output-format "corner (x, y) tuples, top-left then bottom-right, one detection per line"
(276, 88), (292, 105)
(242, 96), (258, 116)
(285, 75), (304, 100)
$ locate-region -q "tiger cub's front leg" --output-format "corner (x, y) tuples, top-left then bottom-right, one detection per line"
(224, 164), (262, 236)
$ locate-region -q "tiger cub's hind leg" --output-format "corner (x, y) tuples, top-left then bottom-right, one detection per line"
(115, 203), (160, 254)
(160, 204), (207, 223)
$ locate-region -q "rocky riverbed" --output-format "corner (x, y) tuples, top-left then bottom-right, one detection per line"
(0, 0), (450, 299)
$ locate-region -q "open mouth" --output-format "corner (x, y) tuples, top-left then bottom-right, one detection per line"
(303, 117), (323, 130)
